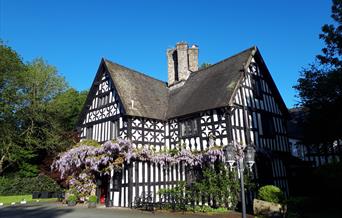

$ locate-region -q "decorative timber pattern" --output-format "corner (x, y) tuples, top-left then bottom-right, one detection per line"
(231, 57), (290, 193)
(129, 117), (185, 207)
(79, 71), (124, 143)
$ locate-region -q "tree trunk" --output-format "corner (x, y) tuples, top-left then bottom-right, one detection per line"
(0, 155), (5, 175)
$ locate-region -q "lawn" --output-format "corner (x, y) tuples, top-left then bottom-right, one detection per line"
(0, 195), (57, 205)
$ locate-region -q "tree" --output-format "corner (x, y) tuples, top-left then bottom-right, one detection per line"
(47, 88), (88, 132)
(17, 58), (68, 150)
(199, 63), (212, 70)
(0, 41), (26, 175)
(0, 41), (88, 176)
(294, 0), (342, 146)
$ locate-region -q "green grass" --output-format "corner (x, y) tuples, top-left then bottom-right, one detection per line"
(0, 195), (57, 205)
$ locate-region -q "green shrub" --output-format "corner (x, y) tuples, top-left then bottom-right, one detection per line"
(0, 175), (63, 196)
(157, 163), (251, 211)
(67, 194), (77, 202)
(257, 185), (284, 203)
(192, 163), (244, 209)
(88, 195), (97, 203)
(192, 205), (228, 213)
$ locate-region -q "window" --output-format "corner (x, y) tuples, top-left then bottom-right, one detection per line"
(86, 126), (93, 139)
(110, 121), (119, 140)
(251, 75), (262, 99)
(180, 119), (198, 138)
(261, 113), (275, 138)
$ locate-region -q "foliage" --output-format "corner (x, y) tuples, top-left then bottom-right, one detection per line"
(0, 40), (88, 176)
(311, 161), (342, 206)
(294, 0), (342, 145)
(192, 205), (228, 213)
(47, 88), (88, 132)
(159, 181), (189, 211)
(67, 194), (77, 202)
(157, 162), (247, 212)
(0, 175), (63, 196)
(0, 41), (27, 175)
(192, 162), (240, 209)
(88, 195), (97, 203)
(52, 139), (226, 179)
(257, 185), (284, 204)
(52, 138), (241, 202)
(199, 63), (212, 70)
(68, 173), (96, 198)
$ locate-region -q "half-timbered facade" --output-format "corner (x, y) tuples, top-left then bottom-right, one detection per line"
(77, 42), (291, 207)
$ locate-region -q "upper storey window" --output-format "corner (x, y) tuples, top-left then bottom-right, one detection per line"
(261, 113), (275, 138)
(251, 74), (262, 99)
(180, 119), (198, 138)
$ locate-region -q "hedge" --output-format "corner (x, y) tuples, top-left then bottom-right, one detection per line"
(0, 175), (63, 196)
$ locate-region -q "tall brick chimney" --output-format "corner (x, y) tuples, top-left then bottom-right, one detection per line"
(167, 42), (198, 87)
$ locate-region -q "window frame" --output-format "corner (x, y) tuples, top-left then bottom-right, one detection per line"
(251, 74), (263, 99)
(179, 118), (199, 138)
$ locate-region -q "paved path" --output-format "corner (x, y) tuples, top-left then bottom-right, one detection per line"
(0, 203), (254, 218)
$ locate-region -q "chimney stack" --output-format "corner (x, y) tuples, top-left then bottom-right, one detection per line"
(167, 42), (198, 87)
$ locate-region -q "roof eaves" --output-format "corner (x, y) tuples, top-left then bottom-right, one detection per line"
(228, 47), (256, 107)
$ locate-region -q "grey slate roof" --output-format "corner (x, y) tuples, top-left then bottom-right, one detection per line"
(104, 60), (169, 120)
(79, 46), (287, 123)
(101, 47), (256, 120)
(167, 47), (254, 118)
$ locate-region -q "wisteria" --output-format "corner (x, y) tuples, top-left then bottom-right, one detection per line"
(52, 139), (228, 178)
(52, 138), (229, 197)
(68, 172), (96, 198)
(151, 152), (174, 166)
(205, 148), (224, 163)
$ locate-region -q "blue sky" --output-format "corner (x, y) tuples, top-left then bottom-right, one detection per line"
(0, 0), (332, 108)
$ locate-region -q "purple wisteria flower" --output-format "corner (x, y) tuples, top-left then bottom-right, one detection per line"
(52, 137), (231, 197)
(204, 148), (224, 163)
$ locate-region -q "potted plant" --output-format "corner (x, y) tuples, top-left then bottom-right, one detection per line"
(67, 194), (77, 206)
(88, 195), (97, 208)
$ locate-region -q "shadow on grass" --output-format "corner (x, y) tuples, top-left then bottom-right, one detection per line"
(0, 204), (73, 218)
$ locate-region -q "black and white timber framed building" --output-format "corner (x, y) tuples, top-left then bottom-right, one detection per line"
(77, 42), (291, 207)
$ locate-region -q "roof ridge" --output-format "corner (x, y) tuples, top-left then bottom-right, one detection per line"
(192, 46), (256, 74)
(104, 58), (167, 85)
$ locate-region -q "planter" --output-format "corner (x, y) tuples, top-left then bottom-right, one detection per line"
(88, 202), (97, 208)
(67, 201), (76, 207)
(253, 199), (286, 217)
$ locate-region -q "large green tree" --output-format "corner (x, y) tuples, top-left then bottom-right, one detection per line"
(294, 0), (342, 146)
(0, 41), (27, 175)
(0, 41), (88, 176)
